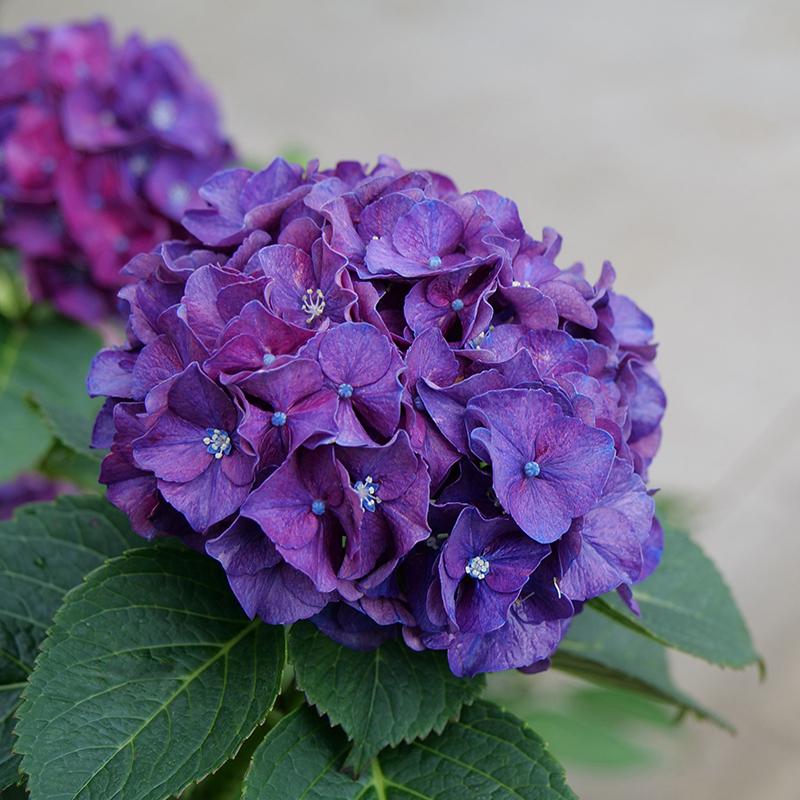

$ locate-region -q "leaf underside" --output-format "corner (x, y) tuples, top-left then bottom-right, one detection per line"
(554, 606), (733, 731)
(591, 525), (758, 669)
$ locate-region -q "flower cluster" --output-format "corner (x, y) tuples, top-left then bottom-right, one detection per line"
(0, 20), (232, 323)
(0, 473), (76, 520)
(88, 155), (666, 676)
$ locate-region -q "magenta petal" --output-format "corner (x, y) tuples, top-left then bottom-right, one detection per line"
(334, 400), (373, 447)
(87, 348), (136, 397)
(393, 199), (464, 261)
(159, 463), (249, 531)
(419, 370), (508, 454)
(499, 285), (559, 330)
(559, 459), (654, 599)
(130, 336), (181, 399)
(132, 414), (210, 483)
(241, 358), (323, 411)
(206, 517), (329, 623)
(166, 363), (237, 431)
(317, 322), (396, 387)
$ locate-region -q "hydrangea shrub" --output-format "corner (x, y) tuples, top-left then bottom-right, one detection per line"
(0, 20), (232, 322)
(86, 155), (667, 677)
(1, 152), (759, 800)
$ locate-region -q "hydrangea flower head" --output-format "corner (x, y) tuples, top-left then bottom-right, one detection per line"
(0, 19), (233, 322)
(89, 154), (666, 676)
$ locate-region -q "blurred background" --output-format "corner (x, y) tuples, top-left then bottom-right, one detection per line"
(2, 1), (797, 796)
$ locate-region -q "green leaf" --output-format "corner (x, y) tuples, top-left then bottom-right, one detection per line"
(0, 782), (27, 800)
(553, 606), (733, 731)
(0, 313), (103, 478)
(0, 496), (140, 790)
(288, 621), (484, 774)
(0, 319), (51, 482)
(590, 524), (759, 669)
(520, 707), (654, 770)
(0, 251), (30, 320)
(179, 717), (274, 800)
(38, 443), (103, 493)
(15, 546), (286, 800)
(12, 316), (103, 460)
(243, 701), (576, 799)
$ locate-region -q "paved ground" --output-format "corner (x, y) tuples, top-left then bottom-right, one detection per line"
(3, 1), (799, 796)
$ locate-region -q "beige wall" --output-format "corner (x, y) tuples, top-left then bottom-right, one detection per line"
(2, 1), (798, 796)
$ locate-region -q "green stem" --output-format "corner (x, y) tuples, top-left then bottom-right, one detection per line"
(370, 758), (388, 800)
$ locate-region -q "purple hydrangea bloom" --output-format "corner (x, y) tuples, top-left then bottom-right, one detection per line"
(0, 473), (78, 520)
(439, 508), (549, 634)
(89, 154), (666, 676)
(0, 19), (233, 323)
(467, 388), (615, 542)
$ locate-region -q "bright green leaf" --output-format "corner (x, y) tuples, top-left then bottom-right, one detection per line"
(0, 496), (140, 789)
(16, 546), (285, 800)
(243, 701), (576, 799)
(0, 251), (29, 320)
(288, 621), (484, 774)
(0, 392), (51, 483)
(553, 606), (733, 730)
(591, 524), (759, 669)
(521, 708), (654, 770)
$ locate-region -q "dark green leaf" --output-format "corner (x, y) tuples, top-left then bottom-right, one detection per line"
(13, 317), (103, 460)
(288, 621), (484, 773)
(0, 782), (26, 800)
(243, 701), (576, 799)
(0, 496), (139, 789)
(591, 524), (758, 669)
(0, 314), (103, 478)
(0, 320), (50, 482)
(179, 716), (274, 800)
(38, 443), (103, 493)
(15, 546), (285, 800)
(553, 606), (733, 730)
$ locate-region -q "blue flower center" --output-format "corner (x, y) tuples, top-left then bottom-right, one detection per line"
(311, 499), (326, 516)
(149, 98), (177, 131)
(271, 411), (287, 427)
(262, 352), (276, 366)
(450, 298), (465, 312)
(338, 383), (354, 399)
(168, 182), (190, 209)
(523, 460), (541, 478)
(467, 326), (493, 350)
(203, 428), (232, 459)
(465, 555), (490, 580)
(353, 476), (381, 512)
(413, 395), (425, 411)
(428, 255), (442, 269)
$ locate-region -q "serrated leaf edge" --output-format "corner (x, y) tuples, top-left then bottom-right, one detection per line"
(13, 545), (286, 799)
